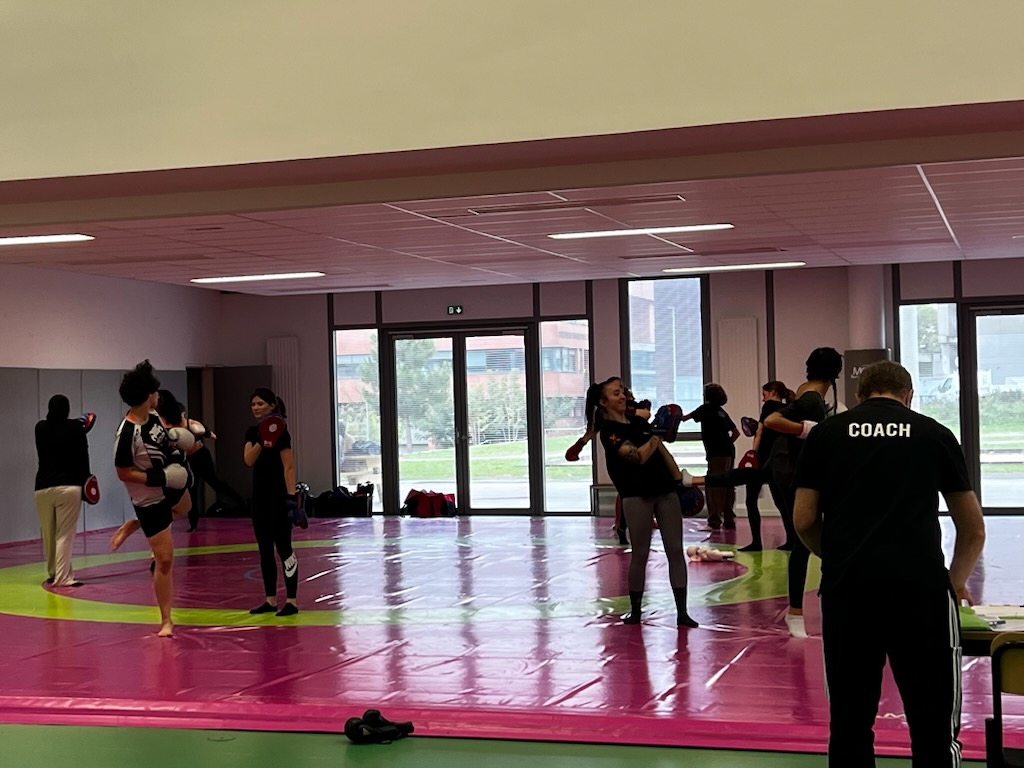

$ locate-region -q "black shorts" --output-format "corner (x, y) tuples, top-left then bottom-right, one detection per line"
(134, 499), (173, 538)
(165, 487), (188, 509)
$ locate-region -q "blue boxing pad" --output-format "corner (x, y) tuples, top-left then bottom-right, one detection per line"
(677, 485), (705, 517)
(650, 404), (683, 442)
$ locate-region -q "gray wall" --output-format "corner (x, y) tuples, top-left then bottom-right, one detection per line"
(6, 367), (186, 546)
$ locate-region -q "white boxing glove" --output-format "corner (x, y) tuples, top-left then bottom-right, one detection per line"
(798, 420), (817, 439)
(167, 427), (196, 452)
(164, 463), (189, 490)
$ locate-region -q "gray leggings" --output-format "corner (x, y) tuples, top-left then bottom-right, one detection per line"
(621, 492), (689, 593)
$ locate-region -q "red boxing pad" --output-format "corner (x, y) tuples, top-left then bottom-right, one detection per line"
(738, 449), (759, 469)
(259, 414), (286, 448)
(82, 474), (100, 505)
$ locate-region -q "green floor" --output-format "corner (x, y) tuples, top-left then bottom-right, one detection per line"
(0, 724), (985, 767)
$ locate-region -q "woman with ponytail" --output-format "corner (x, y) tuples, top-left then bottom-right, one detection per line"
(244, 387), (300, 616)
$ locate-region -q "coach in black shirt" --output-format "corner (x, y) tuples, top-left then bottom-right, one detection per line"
(793, 360), (985, 767)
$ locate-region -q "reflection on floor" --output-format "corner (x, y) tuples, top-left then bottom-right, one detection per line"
(0, 515), (1020, 761)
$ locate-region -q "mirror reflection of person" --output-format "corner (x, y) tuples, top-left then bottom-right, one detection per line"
(34, 394), (91, 588)
(244, 388), (300, 617)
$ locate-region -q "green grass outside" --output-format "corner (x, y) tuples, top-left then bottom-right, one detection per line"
(393, 435), (1024, 482)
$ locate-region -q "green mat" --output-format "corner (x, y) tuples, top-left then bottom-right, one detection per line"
(0, 724), (986, 768)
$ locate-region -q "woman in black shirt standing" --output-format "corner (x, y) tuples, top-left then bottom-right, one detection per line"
(590, 377), (697, 628)
(34, 394), (92, 587)
(682, 383), (739, 529)
(244, 387), (300, 617)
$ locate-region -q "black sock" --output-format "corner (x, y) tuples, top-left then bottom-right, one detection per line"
(673, 587), (699, 627)
(623, 590), (643, 623)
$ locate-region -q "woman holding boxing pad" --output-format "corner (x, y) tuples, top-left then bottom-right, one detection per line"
(589, 377), (697, 628)
(34, 394), (93, 588)
(156, 389), (244, 532)
(244, 388), (301, 616)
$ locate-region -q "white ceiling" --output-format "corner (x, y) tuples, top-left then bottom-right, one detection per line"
(2, 156), (1023, 296)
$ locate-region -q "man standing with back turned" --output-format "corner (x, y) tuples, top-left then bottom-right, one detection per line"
(793, 360), (985, 767)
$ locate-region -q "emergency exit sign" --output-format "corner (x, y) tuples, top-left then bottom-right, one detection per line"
(447, 305), (464, 315)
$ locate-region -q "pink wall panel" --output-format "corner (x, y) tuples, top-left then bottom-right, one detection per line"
(962, 258), (1024, 297)
(0, 264), (220, 369)
(380, 283), (534, 323)
(773, 268), (851, 390)
(539, 281), (586, 317)
(709, 270), (767, 438)
(899, 261), (954, 300)
(331, 291), (377, 325)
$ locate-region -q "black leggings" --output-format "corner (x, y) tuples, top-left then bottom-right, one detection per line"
(187, 446), (245, 527)
(251, 499), (298, 599)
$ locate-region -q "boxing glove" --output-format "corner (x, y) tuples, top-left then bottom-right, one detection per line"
(798, 420), (817, 439)
(259, 414), (286, 449)
(188, 419), (213, 440)
(167, 427), (196, 452)
(287, 483), (310, 529)
(740, 416), (759, 438)
(738, 449), (759, 469)
(145, 464), (189, 489)
(78, 412), (96, 433)
(82, 474), (100, 505)
(564, 437), (587, 462)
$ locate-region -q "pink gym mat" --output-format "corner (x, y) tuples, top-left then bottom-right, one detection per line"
(0, 515), (1019, 759)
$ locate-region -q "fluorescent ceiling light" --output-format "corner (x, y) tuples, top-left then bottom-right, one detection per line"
(0, 234), (94, 246)
(191, 271), (326, 284)
(548, 223), (734, 240)
(663, 261), (806, 274)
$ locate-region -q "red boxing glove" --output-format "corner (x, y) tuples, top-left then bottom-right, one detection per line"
(738, 449), (759, 469)
(564, 437), (588, 462)
(78, 412), (96, 433)
(259, 414), (286, 449)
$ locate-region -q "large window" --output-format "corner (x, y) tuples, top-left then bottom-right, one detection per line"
(334, 329), (383, 491)
(626, 278), (706, 472)
(541, 320), (591, 512)
(898, 303), (961, 437)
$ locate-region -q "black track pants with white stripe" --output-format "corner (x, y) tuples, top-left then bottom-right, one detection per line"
(821, 582), (962, 768)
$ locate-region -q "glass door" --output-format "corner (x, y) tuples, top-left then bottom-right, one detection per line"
(969, 307), (1024, 510)
(389, 328), (536, 514)
(464, 332), (530, 510)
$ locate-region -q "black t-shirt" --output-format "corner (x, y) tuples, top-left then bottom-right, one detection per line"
(755, 400), (787, 464)
(767, 391), (828, 485)
(795, 397), (972, 594)
(690, 403), (737, 459)
(245, 424), (292, 499)
(599, 416), (677, 498)
(34, 419), (90, 490)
